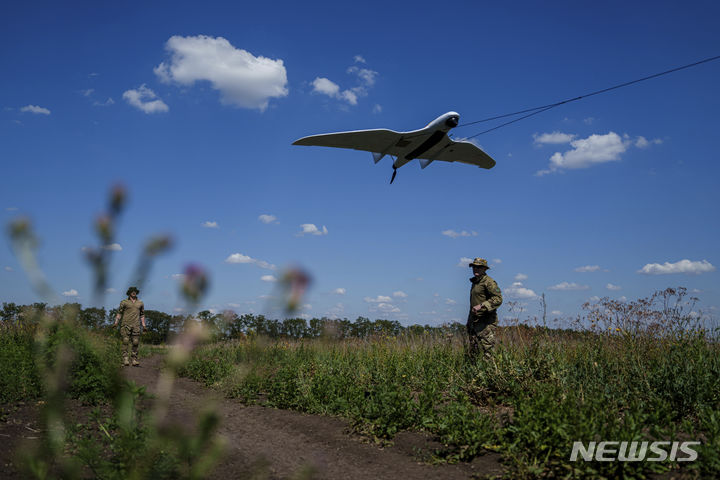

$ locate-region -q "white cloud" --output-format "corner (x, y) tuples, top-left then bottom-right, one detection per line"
(589, 296), (601, 302)
(515, 273), (528, 281)
(325, 302), (346, 318)
(201, 221), (219, 228)
(551, 310), (563, 315)
(333, 288), (346, 295)
(155, 35), (287, 111)
(445, 298), (456, 305)
(492, 258), (502, 264)
(584, 117), (595, 125)
(224, 253), (276, 270)
(506, 282), (538, 299)
(312, 77), (340, 96)
(606, 283), (622, 291)
(457, 257), (473, 267)
(122, 85), (169, 114)
(392, 291), (408, 298)
(548, 282), (590, 291)
(311, 77), (360, 106)
(258, 214), (278, 224)
(227, 302), (242, 308)
(353, 55), (366, 64)
(442, 229), (478, 238)
(311, 58), (378, 106)
(5, 207), (19, 212)
(106, 287), (116, 293)
(81, 89), (94, 97)
(225, 253), (253, 263)
(536, 132), (630, 175)
(575, 265), (604, 273)
(370, 302), (401, 314)
(638, 259), (716, 275)
(347, 66), (378, 87)
(634, 136), (662, 148)
(93, 98), (115, 107)
(62, 289), (79, 297)
(297, 224), (328, 236)
(21, 105), (51, 115)
(261, 275), (277, 282)
(364, 295), (392, 303)
(4, 266), (14, 272)
(340, 90), (358, 105)
(102, 243), (122, 251)
(372, 104), (382, 114)
(533, 131), (576, 145)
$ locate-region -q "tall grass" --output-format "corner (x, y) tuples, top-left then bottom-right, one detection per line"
(180, 290), (720, 479)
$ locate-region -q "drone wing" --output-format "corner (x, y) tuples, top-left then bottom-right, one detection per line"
(292, 129), (406, 156)
(419, 139), (496, 169)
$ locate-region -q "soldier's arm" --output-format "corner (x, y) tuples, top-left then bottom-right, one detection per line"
(114, 302), (124, 325)
(140, 304), (146, 328)
(481, 279), (503, 311)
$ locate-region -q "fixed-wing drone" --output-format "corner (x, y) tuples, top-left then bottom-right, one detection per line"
(292, 112), (496, 184)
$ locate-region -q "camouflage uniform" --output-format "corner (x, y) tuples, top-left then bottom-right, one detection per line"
(118, 297), (144, 364)
(467, 258), (502, 360)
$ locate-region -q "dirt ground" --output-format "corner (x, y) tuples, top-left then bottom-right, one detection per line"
(1, 355), (504, 479)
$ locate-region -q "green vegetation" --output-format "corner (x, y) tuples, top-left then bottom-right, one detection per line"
(0, 304), (121, 405)
(179, 288), (720, 479)
(0, 304), (222, 479)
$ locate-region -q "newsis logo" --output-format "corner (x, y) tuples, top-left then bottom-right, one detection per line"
(570, 441), (700, 462)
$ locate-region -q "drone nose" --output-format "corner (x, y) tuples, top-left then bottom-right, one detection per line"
(445, 116), (459, 128)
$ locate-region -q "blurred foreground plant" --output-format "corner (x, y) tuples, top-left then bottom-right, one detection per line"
(6, 186), (224, 479)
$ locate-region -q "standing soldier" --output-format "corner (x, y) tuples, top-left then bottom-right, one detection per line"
(467, 258), (503, 360)
(114, 286), (146, 366)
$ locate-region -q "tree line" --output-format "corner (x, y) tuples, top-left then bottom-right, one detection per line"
(1, 301), (464, 344)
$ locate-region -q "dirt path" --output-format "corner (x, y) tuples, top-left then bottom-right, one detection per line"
(124, 355), (503, 479)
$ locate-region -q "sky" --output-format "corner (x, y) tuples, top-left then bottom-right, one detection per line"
(1, 0), (719, 326)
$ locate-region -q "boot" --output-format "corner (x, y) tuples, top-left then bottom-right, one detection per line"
(123, 357), (130, 367)
(132, 359), (140, 367)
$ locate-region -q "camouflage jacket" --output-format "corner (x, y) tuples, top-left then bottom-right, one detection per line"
(118, 299), (144, 327)
(469, 274), (503, 315)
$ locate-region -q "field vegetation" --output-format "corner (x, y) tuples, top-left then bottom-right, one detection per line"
(177, 288), (720, 479)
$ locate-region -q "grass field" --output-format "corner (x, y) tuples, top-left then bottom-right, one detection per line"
(2, 288), (718, 479)
(179, 297), (720, 479)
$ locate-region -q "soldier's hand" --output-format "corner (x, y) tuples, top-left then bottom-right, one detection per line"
(472, 304), (485, 313)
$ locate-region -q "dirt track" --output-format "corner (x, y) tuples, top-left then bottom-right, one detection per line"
(124, 355), (503, 479)
(0, 355), (502, 479)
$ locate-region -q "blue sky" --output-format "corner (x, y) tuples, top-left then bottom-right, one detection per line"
(2, 0), (719, 326)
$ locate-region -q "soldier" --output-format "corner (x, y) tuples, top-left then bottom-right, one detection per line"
(467, 258), (503, 360)
(113, 286), (146, 366)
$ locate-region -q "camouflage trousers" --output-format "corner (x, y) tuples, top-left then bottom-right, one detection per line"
(121, 324), (141, 361)
(466, 313), (497, 361)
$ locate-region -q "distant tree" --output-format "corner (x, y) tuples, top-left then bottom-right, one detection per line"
(79, 307), (106, 330)
(405, 324), (426, 336)
(308, 317), (326, 338)
(1, 302), (21, 323)
(143, 309), (173, 344)
(373, 319), (402, 336)
(280, 317), (308, 339)
(350, 316), (372, 338)
(50, 303), (82, 321)
(197, 310), (223, 339)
